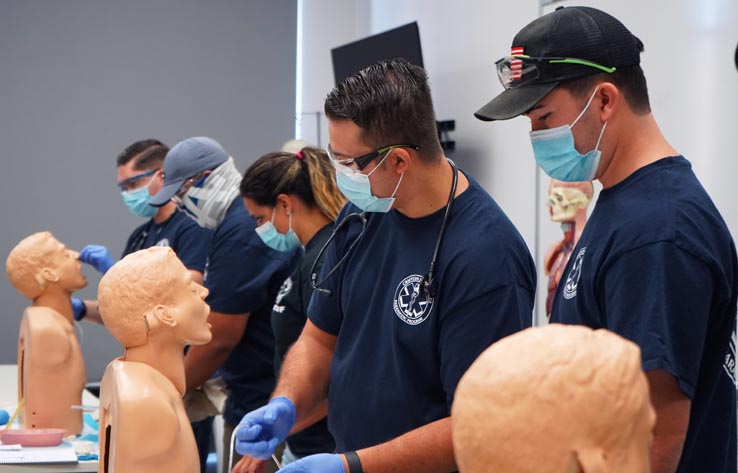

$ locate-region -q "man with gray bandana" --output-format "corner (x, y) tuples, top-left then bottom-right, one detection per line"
(150, 136), (298, 472)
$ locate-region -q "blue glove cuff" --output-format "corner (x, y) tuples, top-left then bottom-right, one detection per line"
(72, 299), (87, 321)
(270, 396), (295, 411)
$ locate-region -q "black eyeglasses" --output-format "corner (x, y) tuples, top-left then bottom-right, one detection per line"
(311, 159), (458, 300)
(327, 144), (419, 171)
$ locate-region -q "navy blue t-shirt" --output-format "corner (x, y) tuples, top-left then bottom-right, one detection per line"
(122, 209), (212, 269)
(272, 223), (335, 457)
(308, 173), (536, 452)
(551, 156), (737, 473)
(204, 199), (299, 426)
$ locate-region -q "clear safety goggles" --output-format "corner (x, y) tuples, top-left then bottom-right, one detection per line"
(495, 55), (616, 90)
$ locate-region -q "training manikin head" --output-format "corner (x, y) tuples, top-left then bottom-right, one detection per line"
(452, 324), (655, 473)
(548, 180), (594, 223)
(98, 246), (211, 349)
(6, 231), (87, 301)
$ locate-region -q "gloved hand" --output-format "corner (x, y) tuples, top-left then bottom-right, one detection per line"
(79, 244), (115, 274)
(277, 454), (345, 473)
(235, 397), (295, 459)
(71, 297), (87, 321)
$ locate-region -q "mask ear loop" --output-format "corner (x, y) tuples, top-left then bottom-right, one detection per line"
(570, 86), (600, 128)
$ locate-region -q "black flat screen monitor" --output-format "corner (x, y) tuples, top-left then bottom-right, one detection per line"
(331, 22), (423, 85)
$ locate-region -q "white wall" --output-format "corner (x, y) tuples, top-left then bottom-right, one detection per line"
(299, 0), (738, 324)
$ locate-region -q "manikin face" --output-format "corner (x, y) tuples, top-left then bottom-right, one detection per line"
(167, 260), (211, 345)
(42, 236), (87, 292)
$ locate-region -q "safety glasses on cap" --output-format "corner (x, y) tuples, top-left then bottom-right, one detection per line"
(327, 144), (419, 171)
(495, 55), (616, 90)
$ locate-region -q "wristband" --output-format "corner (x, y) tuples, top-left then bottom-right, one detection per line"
(345, 451), (363, 473)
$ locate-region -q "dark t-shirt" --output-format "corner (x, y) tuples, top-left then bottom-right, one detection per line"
(271, 223), (335, 457)
(551, 156), (737, 473)
(204, 199), (299, 426)
(308, 173), (536, 452)
(122, 209), (212, 269)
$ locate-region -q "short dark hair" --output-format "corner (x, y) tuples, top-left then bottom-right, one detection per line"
(116, 139), (169, 169)
(559, 65), (651, 115)
(324, 58), (443, 162)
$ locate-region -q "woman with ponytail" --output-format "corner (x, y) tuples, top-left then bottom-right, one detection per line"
(235, 146), (344, 471)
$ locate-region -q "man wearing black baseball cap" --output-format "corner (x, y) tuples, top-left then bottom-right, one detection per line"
(151, 136), (298, 472)
(477, 7), (736, 473)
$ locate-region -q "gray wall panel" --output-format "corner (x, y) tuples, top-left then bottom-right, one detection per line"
(0, 0), (297, 380)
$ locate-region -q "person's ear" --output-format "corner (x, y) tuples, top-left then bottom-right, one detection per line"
(597, 82), (619, 122)
(275, 194), (293, 215)
(390, 148), (411, 175)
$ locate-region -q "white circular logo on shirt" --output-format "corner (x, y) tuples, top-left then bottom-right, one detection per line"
(393, 274), (434, 325)
(563, 247), (586, 300)
(155, 238), (170, 247)
(275, 277), (292, 305)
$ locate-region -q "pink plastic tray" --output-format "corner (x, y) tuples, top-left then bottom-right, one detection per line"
(0, 428), (66, 446)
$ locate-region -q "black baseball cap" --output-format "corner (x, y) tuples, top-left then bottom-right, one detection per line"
(149, 136), (229, 207)
(475, 6), (643, 121)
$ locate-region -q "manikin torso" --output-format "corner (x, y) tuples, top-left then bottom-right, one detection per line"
(544, 183), (592, 316)
(17, 306), (85, 434)
(544, 221), (579, 315)
(99, 358), (199, 473)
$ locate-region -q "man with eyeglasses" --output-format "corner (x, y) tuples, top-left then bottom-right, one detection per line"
(74, 139), (212, 324)
(234, 59), (536, 473)
(475, 6), (737, 473)
(148, 136), (298, 473)
(73, 138), (215, 472)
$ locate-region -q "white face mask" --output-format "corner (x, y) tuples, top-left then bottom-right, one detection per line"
(179, 157), (241, 229)
(334, 150), (404, 213)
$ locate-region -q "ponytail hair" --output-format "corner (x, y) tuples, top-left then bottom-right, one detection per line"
(240, 147), (346, 221)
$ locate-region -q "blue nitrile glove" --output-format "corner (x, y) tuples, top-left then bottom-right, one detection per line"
(277, 453), (345, 473)
(79, 244), (115, 274)
(71, 297), (87, 321)
(235, 397), (295, 459)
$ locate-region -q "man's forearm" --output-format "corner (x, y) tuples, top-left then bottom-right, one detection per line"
(82, 300), (104, 324)
(647, 370), (690, 473)
(351, 417), (456, 473)
(185, 342), (233, 392)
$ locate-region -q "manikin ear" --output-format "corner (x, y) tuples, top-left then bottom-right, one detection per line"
(576, 448), (608, 473)
(275, 194), (294, 215)
(34, 268), (59, 292)
(596, 82), (619, 122)
(150, 305), (177, 330)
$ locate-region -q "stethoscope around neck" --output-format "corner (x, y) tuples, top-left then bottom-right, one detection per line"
(310, 158), (459, 300)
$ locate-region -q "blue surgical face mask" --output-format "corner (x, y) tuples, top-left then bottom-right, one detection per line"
(334, 150), (404, 213)
(530, 87), (607, 182)
(255, 208), (302, 252)
(121, 179), (157, 218)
